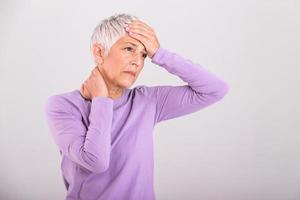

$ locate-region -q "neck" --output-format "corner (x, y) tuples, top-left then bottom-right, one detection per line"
(96, 65), (125, 100)
(108, 86), (124, 100)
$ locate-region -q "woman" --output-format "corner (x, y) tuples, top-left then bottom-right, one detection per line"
(44, 13), (229, 200)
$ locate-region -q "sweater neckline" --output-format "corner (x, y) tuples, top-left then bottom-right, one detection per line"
(112, 88), (129, 107)
(74, 88), (130, 107)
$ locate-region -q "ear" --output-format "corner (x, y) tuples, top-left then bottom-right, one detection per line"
(92, 43), (105, 65)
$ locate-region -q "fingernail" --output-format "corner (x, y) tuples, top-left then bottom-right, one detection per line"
(124, 24), (128, 27)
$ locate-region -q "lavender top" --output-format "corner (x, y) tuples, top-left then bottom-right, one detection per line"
(44, 47), (229, 200)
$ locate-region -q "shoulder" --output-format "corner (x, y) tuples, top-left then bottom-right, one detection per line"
(44, 89), (84, 114)
(131, 85), (159, 100)
(131, 84), (177, 103)
(132, 84), (176, 97)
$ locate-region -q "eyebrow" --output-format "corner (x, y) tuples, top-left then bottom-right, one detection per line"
(125, 42), (147, 53)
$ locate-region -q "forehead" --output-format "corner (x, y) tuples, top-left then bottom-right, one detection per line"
(116, 36), (146, 52)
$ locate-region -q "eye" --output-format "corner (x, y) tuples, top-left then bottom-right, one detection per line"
(125, 47), (147, 58)
(125, 47), (134, 52)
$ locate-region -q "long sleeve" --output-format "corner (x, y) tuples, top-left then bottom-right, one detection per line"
(149, 47), (230, 123)
(44, 95), (113, 173)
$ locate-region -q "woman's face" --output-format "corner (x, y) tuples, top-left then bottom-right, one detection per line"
(98, 35), (148, 89)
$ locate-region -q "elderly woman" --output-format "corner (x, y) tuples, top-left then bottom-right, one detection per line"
(44, 13), (229, 200)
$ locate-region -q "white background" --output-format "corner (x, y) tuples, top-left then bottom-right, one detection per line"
(0, 0), (299, 199)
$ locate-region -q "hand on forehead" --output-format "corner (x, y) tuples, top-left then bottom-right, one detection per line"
(124, 19), (160, 58)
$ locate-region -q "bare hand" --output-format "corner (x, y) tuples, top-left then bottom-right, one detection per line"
(124, 20), (160, 59)
(80, 67), (109, 100)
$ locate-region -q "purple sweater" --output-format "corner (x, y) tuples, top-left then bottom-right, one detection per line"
(44, 47), (229, 200)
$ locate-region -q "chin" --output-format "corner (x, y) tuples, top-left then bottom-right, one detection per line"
(118, 80), (135, 89)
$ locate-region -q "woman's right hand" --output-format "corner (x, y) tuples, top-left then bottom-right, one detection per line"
(80, 66), (109, 100)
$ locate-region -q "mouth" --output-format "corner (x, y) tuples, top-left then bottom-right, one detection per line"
(123, 71), (136, 77)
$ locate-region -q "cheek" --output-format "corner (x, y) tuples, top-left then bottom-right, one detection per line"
(116, 57), (130, 73)
(105, 58), (123, 76)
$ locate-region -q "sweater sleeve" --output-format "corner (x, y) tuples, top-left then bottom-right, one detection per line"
(44, 95), (113, 173)
(150, 47), (230, 123)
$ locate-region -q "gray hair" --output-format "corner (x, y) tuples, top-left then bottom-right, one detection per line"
(90, 13), (140, 63)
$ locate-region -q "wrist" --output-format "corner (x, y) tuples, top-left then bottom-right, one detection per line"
(92, 93), (108, 99)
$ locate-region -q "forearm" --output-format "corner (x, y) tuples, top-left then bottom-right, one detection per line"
(82, 96), (113, 172)
(151, 47), (229, 99)
(148, 47), (229, 122)
(45, 95), (114, 173)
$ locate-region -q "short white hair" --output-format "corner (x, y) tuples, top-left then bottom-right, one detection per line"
(90, 13), (139, 63)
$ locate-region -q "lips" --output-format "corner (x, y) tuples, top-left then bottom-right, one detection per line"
(123, 71), (136, 77)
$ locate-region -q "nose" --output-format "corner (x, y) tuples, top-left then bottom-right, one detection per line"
(131, 52), (144, 68)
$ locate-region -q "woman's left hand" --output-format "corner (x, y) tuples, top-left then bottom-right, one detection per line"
(124, 20), (160, 59)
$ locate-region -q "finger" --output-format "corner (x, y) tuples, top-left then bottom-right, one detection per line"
(80, 84), (84, 94)
(126, 23), (153, 35)
(92, 67), (98, 74)
(126, 27), (153, 40)
(129, 20), (154, 32)
(128, 32), (149, 46)
(80, 84), (87, 98)
(84, 80), (89, 87)
(125, 23), (152, 38)
(92, 67), (101, 77)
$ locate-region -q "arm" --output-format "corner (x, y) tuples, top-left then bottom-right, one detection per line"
(44, 95), (113, 173)
(150, 47), (230, 123)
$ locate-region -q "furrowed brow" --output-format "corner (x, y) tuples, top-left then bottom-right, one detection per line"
(125, 42), (147, 53)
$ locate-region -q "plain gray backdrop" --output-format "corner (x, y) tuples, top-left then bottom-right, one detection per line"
(0, 0), (299, 199)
